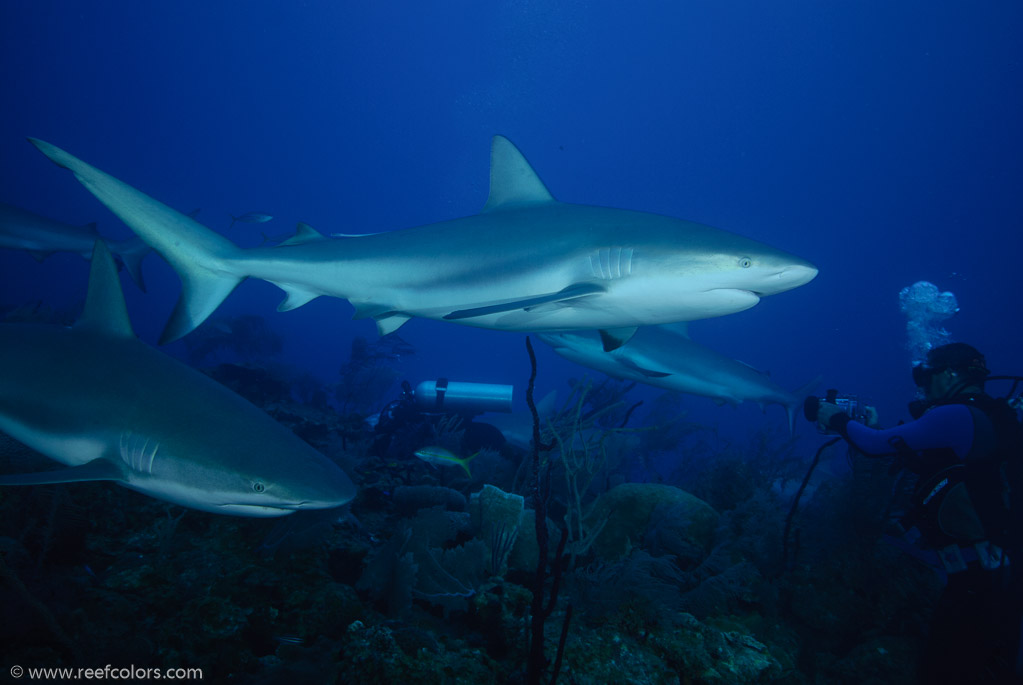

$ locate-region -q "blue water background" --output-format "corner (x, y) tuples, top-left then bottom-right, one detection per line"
(1, 1), (1021, 438)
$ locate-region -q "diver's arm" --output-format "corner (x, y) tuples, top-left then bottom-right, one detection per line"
(828, 403), (974, 459)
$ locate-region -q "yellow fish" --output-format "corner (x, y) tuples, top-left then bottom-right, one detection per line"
(413, 446), (479, 478)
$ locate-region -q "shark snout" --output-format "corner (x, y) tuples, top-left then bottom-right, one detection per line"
(300, 460), (358, 509)
(246, 455), (356, 515)
(757, 262), (818, 295)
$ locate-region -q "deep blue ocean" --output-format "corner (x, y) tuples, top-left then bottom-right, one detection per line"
(4, 1), (1021, 427)
(1, 2), (1022, 682)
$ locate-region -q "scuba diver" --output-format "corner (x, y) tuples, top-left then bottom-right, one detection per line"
(370, 379), (510, 460)
(812, 342), (1023, 684)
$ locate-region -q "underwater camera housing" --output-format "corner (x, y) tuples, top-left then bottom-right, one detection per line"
(804, 388), (869, 434)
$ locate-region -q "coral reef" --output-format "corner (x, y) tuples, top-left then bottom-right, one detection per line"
(0, 360), (937, 683)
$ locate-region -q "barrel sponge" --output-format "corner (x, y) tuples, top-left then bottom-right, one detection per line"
(586, 483), (719, 560)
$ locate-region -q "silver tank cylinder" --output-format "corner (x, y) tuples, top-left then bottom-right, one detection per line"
(413, 379), (514, 414)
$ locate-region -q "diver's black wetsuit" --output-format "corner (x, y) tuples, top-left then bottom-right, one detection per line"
(830, 400), (1023, 684)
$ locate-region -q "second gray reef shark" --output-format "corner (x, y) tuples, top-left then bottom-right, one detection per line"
(0, 241), (356, 516)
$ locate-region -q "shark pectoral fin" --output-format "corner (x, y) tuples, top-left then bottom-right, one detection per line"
(350, 301), (412, 334)
(276, 285), (319, 311)
(618, 358), (672, 378)
(375, 314), (412, 336)
(351, 301), (392, 320)
(444, 283), (605, 321)
(0, 458), (126, 486)
(599, 327), (638, 352)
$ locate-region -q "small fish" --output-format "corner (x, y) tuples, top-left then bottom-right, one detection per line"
(413, 446), (479, 478)
(274, 635), (305, 645)
(229, 211), (273, 228)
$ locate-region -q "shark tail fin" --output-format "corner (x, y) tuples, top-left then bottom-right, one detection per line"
(27, 138), (247, 344)
(161, 266), (246, 345)
(785, 374), (823, 435)
(111, 235), (152, 292)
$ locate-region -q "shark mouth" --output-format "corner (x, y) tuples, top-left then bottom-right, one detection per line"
(216, 503), (301, 516)
(709, 288), (762, 298)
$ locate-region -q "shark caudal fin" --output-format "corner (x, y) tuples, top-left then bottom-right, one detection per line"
(785, 375), (823, 435)
(28, 138), (245, 344)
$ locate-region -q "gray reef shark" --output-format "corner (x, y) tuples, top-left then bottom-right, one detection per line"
(0, 201), (150, 290)
(29, 136), (817, 349)
(539, 325), (820, 434)
(0, 241), (356, 516)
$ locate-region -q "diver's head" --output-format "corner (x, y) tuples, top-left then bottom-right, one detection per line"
(911, 342), (989, 401)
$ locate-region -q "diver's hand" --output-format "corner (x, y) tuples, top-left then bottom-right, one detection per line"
(816, 401), (848, 433)
(863, 406), (879, 427)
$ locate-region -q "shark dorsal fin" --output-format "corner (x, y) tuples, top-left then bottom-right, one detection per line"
(482, 135), (555, 213)
(75, 240), (134, 338)
(279, 222), (326, 246)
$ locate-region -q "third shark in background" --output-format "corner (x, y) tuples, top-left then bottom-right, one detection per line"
(539, 324), (820, 434)
(0, 201), (150, 291)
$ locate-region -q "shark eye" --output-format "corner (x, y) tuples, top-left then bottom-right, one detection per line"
(252, 481), (266, 494)
(738, 257), (752, 268)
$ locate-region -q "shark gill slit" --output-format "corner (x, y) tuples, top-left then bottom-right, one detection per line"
(590, 247), (633, 281)
(120, 431), (158, 474)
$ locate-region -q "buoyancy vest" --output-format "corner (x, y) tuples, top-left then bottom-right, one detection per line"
(906, 394), (1023, 553)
